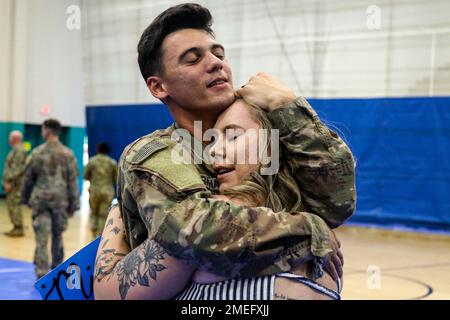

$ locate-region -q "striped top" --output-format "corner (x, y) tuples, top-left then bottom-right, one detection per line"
(174, 276), (275, 300)
(173, 274), (341, 300)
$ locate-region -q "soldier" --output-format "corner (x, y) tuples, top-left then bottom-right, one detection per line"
(84, 142), (118, 238)
(21, 119), (80, 279)
(95, 3), (356, 299)
(2, 131), (27, 237)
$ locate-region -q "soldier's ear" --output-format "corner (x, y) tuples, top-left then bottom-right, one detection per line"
(147, 76), (169, 100)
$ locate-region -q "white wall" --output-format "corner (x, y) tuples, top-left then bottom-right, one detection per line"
(81, 0), (450, 105)
(0, 0), (85, 127)
(2, 0), (449, 116)
(0, 0), (15, 122)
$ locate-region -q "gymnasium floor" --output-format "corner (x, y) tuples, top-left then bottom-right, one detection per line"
(0, 191), (449, 300)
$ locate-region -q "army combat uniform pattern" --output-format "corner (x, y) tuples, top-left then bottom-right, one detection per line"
(22, 141), (80, 277)
(2, 144), (28, 231)
(118, 97), (356, 278)
(84, 153), (118, 237)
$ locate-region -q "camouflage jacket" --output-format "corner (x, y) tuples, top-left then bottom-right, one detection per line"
(84, 154), (118, 195)
(118, 97), (356, 278)
(267, 97), (356, 227)
(21, 141), (80, 212)
(2, 144), (28, 193)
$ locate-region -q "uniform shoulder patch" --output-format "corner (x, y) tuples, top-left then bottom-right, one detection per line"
(138, 144), (205, 192)
(130, 141), (168, 164)
(123, 126), (205, 193)
(123, 126), (175, 166)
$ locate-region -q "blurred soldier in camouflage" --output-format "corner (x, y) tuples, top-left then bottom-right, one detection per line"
(22, 119), (80, 279)
(2, 131), (27, 237)
(84, 142), (118, 238)
(95, 3), (356, 299)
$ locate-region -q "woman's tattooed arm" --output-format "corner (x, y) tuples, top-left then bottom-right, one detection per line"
(94, 207), (129, 283)
(93, 205), (195, 300)
(113, 239), (167, 299)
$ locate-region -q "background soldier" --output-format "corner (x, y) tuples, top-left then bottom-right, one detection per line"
(84, 142), (118, 238)
(2, 131), (27, 237)
(21, 119), (80, 279)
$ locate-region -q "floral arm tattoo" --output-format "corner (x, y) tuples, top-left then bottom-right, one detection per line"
(94, 208), (168, 300)
(114, 240), (167, 300)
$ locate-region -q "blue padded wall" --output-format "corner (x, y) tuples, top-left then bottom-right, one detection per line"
(309, 97), (450, 230)
(85, 104), (173, 162)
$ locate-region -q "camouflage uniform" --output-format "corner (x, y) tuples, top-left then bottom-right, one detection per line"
(84, 153), (118, 237)
(2, 143), (28, 233)
(22, 141), (80, 277)
(118, 97), (356, 278)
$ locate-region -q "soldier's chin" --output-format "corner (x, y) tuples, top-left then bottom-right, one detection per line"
(213, 92), (235, 110)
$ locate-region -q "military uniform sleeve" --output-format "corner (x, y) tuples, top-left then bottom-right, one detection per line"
(119, 139), (335, 278)
(2, 152), (12, 183)
(21, 154), (36, 205)
(3, 149), (27, 183)
(152, 190), (334, 278)
(66, 152), (80, 212)
(117, 157), (147, 250)
(112, 160), (118, 186)
(267, 97), (357, 228)
(84, 160), (92, 181)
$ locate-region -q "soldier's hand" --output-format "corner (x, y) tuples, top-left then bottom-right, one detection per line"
(3, 182), (12, 193)
(235, 72), (296, 112)
(323, 230), (344, 282)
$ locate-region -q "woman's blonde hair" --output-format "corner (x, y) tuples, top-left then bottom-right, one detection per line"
(221, 101), (303, 212)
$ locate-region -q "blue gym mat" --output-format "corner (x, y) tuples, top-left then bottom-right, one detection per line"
(0, 257), (41, 300)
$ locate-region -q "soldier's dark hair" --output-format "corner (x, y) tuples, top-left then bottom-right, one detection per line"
(43, 119), (62, 136)
(137, 3), (214, 81)
(97, 142), (111, 154)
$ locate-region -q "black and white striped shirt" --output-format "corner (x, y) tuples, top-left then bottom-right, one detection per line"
(174, 274), (341, 300)
(174, 276), (275, 300)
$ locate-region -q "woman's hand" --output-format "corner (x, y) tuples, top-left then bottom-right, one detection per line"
(3, 182), (12, 193)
